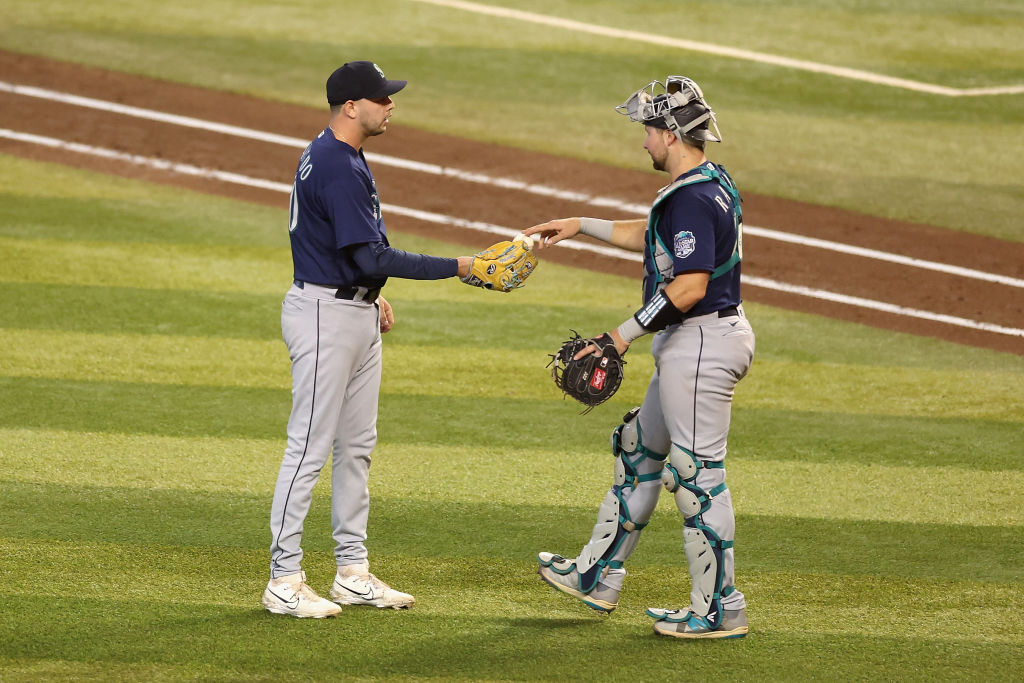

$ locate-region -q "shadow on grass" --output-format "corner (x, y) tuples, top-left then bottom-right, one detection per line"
(0, 594), (1017, 681)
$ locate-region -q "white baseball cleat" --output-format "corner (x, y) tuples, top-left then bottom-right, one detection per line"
(262, 571), (342, 618)
(330, 562), (415, 609)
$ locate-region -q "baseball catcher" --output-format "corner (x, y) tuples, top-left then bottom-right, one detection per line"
(549, 331), (625, 412)
(461, 235), (538, 292)
(523, 75), (755, 640)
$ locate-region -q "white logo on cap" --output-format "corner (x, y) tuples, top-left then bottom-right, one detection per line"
(373, 63), (385, 78)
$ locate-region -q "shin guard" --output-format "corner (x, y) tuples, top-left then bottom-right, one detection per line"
(661, 443), (732, 625)
(567, 408), (667, 593)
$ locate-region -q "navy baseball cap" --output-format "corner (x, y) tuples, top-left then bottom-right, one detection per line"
(326, 61), (407, 105)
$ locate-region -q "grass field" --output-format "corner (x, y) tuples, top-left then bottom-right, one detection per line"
(1, 154), (1022, 680)
(1, 1), (1023, 680)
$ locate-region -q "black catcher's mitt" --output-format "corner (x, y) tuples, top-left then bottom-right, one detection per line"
(548, 331), (625, 413)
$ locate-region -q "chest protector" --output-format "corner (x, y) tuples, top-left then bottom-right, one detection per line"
(643, 163), (743, 302)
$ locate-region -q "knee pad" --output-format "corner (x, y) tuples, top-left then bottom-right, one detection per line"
(660, 443), (726, 519)
(571, 409), (667, 593)
(610, 407), (666, 462)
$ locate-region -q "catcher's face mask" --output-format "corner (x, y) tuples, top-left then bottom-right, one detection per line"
(615, 76), (722, 143)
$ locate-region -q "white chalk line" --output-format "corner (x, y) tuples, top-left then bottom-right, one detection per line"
(1, 127), (1021, 340)
(4, 80), (1021, 290)
(409, 0), (1024, 97)
(741, 276), (1023, 338)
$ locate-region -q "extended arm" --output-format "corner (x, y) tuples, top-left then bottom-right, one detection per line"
(522, 217), (647, 253)
(348, 241), (471, 279)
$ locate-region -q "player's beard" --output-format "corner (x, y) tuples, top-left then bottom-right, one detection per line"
(649, 149), (667, 172)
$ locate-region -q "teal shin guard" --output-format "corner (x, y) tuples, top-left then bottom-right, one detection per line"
(662, 443), (733, 625)
(571, 409), (667, 593)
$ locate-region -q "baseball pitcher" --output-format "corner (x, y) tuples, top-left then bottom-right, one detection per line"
(263, 61), (536, 618)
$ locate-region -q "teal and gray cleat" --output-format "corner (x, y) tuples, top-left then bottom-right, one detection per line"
(537, 552), (619, 613)
(646, 607), (748, 639)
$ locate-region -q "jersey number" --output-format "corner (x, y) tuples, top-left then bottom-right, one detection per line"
(288, 156), (314, 234)
(288, 183), (299, 233)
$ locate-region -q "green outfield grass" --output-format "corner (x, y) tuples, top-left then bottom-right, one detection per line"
(1, 155), (1022, 681)
(2, 0), (1023, 241)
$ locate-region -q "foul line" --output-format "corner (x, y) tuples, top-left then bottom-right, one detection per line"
(3, 80), (1021, 290)
(409, 0), (1024, 97)
(742, 276), (1024, 338)
(1, 127), (1021, 340)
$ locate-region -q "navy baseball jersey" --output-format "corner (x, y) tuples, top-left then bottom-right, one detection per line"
(643, 162), (742, 316)
(288, 129), (389, 288)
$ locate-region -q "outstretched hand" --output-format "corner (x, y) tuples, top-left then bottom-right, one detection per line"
(521, 218), (580, 250)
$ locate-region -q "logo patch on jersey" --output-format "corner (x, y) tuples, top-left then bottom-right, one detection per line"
(674, 230), (696, 258)
(371, 192), (381, 221)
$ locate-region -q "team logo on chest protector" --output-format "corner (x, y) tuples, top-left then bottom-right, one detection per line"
(674, 230), (696, 258)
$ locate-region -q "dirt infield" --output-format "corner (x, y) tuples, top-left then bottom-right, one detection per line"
(2, 50), (1021, 354)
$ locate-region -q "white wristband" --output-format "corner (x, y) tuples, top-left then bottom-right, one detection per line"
(616, 316), (646, 343)
(578, 218), (614, 242)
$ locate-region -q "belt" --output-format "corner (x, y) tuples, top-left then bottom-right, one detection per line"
(715, 306), (739, 318)
(683, 305), (738, 320)
(294, 280), (381, 303)
(676, 305), (741, 327)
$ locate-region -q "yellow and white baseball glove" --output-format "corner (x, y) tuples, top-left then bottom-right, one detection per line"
(461, 235), (538, 292)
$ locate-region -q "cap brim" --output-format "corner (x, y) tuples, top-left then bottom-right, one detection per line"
(366, 79), (406, 99)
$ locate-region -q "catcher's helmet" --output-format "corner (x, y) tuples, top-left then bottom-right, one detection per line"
(616, 76), (721, 144)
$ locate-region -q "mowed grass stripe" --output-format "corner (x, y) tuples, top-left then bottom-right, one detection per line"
(732, 409), (1021, 472)
(0, 236), (290, 294)
(2, 323), (1019, 421)
(2, 426), (1021, 528)
(0, 236), (643, 316)
(3, 513), (1022, 606)
(2, 375), (1021, 472)
(3, 388), (1021, 478)
(0, 282), (282, 339)
(0, 280), (638, 346)
(0, 189), (289, 248)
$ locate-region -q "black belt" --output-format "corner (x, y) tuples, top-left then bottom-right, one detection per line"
(294, 280), (381, 302)
(683, 305), (739, 320)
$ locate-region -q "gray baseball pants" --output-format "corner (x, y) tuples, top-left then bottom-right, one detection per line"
(589, 307), (754, 609)
(269, 283), (382, 578)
